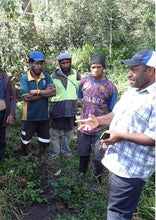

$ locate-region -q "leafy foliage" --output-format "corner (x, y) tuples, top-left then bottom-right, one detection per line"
(0, 0), (154, 79)
(0, 0), (155, 219)
(0, 104), (155, 219)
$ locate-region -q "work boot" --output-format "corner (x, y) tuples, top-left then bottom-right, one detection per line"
(76, 155), (90, 180)
(20, 143), (28, 156)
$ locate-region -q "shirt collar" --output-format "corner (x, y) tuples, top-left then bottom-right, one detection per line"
(137, 82), (156, 94)
(27, 70), (45, 81)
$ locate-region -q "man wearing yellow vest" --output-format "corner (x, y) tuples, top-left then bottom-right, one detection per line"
(49, 53), (80, 159)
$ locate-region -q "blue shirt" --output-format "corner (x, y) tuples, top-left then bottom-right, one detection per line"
(102, 83), (156, 181)
(20, 71), (53, 121)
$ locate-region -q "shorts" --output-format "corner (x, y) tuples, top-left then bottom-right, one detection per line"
(50, 116), (76, 130)
(21, 120), (50, 145)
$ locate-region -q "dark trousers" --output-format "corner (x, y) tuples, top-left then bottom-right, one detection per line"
(0, 124), (6, 160)
(107, 172), (145, 220)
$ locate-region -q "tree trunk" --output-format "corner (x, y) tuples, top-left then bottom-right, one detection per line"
(109, 12), (113, 61)
(22, 0), (38, 45)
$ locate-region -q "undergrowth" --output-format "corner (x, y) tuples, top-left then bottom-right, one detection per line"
(0, 64), (155, 219)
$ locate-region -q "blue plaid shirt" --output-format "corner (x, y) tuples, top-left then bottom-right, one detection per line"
(102, 83), (156, 181)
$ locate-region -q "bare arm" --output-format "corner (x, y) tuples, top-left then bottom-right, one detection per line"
(24, 84), (56, 102)
(103, 131), (155, 146)
(29, 83), (56, 97)
(23, 94), (42, 102)
(97, 111), (114, 126)
(76, 112), (114, 131)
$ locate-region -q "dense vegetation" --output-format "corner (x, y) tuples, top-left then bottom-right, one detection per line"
(0, 108), (155, 220)
(0, 0), (155, 76)
(0, 0), (155, 219)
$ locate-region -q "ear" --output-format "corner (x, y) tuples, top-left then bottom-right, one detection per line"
(147, 66), (155, 77)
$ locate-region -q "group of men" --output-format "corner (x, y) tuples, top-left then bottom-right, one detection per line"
(0, 49), (155, 220)
(20, 51), (78, 158)
(20, 51), (118, 169)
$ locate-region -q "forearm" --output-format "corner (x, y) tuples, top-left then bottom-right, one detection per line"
(29, 86), (56, 98)
(120, 133), (155, 146)
(105, 131), (155, 146)
(23, 94), (42, 102)
(97, 111), (114, 126)
(39, 89), (56, 97)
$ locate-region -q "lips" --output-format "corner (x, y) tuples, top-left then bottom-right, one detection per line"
(129, 80), (134, 84)
(92, 73), (99, 77)
(129, 79), (136, 87)
(129, 78), (135, 82)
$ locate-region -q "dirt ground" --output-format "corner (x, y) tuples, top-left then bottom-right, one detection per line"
(20, 202), (146, 220)
(19, 168), (146, 220)
(18, 157), (74, 220)
(17, 145), (147, 220)
(21, 201), (68, 220)
(21, 204), (146, 220)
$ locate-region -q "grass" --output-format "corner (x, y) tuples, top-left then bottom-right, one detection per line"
(0, 113), (155, 219)
(0, 115), (109, 219)
(134, 174), (155, 220)
(0, 65), (155, 219)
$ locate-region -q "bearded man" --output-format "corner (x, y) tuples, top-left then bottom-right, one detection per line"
(49, 53), (80, 159)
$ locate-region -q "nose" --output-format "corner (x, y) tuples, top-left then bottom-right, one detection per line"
(38, 63), (43, 68)
(93, 68), (98, 72)
(127, 69), (133, 77)
(63, 62), (69, 68)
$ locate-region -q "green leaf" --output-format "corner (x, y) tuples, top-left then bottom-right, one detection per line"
(54, 169), (62, 176)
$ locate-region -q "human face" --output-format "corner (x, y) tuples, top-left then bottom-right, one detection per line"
(59, 59), (71, 74)
(29, 61), (43, 76)
(90, 63), (105, 81)
(127, 65), (151, 90)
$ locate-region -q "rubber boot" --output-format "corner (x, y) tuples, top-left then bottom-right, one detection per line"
(20, 143), (28, 156)
(76, 155), (90, 180)
(91, 159), (104, 189)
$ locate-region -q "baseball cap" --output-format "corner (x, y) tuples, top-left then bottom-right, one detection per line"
(121, 50), (156, 68)
(29, 51), (45, 62)
(58, 53), (72, 61)
(90, 54), (106, 68)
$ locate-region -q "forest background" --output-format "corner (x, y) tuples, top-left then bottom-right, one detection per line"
(0, 0), (155, 219)
(0, 0), (155, 82)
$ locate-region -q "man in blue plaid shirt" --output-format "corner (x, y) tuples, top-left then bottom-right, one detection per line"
(76, 50), (156, 220)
